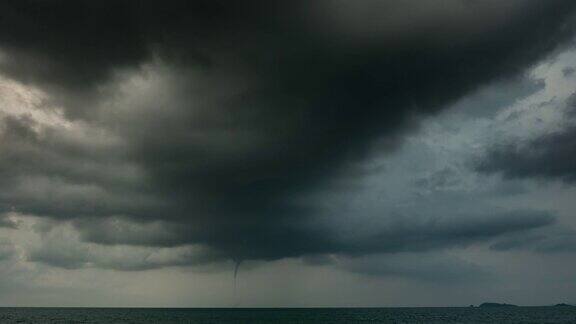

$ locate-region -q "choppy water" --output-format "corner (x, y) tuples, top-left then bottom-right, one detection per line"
(0, 307), (575, 323)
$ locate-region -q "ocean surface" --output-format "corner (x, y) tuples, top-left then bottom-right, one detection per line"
(0, 307), (575, 323)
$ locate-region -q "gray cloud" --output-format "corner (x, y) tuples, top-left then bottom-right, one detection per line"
(491, 230), (576, 253)
(0, 213), (17, 229)
(414, 167), (462, 192)
(28, 245), (220, 271)
(447, 75), (545, 119)
(22, 219), (223, 271)
(35, 208), (556, 269)
(338, 253), (490, 284)
(334, 210), (557, 256)
(0, 239), (15, 261)
(563, 67), (576, 77)
(476, 96), (576, 183)
(0, 1), (575, 267)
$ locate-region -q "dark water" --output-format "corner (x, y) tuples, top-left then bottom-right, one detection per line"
(1, 307), (575, 323)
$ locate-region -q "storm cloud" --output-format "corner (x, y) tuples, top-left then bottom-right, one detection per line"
(338, 253), (490, 284)
(491, 230), (576, 253)
(477, 94), (576, 183)
(1, 0), (576, 269)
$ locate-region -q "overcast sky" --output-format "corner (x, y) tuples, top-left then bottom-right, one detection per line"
(1, 0), (576, 307)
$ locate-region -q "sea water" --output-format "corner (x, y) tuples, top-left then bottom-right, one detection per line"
(0, 306), (575, 323)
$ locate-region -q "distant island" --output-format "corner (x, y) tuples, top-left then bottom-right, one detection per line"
(473, 302), (574, 308)
(479, 302), (518, 308)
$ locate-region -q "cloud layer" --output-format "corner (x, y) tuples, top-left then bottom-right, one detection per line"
(477, 95), (576, 183)
(1, 0), (576, 270)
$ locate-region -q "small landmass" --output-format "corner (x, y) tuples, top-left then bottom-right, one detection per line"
(554, 303), (574, 307)
(479, 302), (518, 308)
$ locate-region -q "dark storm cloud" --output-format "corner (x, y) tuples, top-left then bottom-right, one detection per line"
(414, 167), (461, 192)
(477, 96), (576, 182)
(490, 229), (576, 253)
(339, 254), (490, 284)
(1, 0), (576, 266)
(0, 114), (167, 220)
(477, 126), (576, 182)
(1, 1), (570, 90)
(31, 209), (556, 270)
(333, 210), (556, 256)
